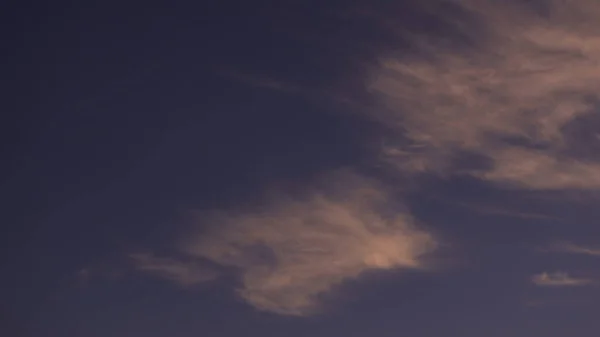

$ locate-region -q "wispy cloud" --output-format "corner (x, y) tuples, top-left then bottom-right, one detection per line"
(369, 0), (600, 190)
(128, 0), (600, 317)
(531, 272), (594, 287)
(431, 196), (561, 221)
(132, 173), (437, 316)
(129, 253), (219, 287)
(544, 242), (600, 257)
(179, 173), (436, 316)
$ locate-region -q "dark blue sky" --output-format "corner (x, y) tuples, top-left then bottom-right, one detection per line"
(6, 1), (600, 336)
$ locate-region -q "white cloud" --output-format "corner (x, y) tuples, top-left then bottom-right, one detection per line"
(369, 0), (600, 190)
(531, 272), (593, 287)
(178, 173), (437, 316)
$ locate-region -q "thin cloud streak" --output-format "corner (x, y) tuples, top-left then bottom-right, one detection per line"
(129, 253), (219, 286)
(545, 242), (600, 257)
(531, 272), (594, 287)
(429, 196), (562, 221)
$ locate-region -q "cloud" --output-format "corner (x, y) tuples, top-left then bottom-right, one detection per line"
(175, 173), (437, 316)
(128, 0), (600, 316)
(429, 194), (562, 221)
(544, 242), (600, 257)
(129, 253), (219, 286)
(126, 174), (437, 315)
(368, 0), (600, 190)
(531, 272), (594, 287)
(128, 173), (436, 316)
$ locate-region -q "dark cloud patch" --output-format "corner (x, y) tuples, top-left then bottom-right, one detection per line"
(560, 108), (600, 162)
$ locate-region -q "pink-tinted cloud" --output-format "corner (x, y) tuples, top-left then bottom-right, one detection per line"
(131, 173), (437, 315)
(369, 0), (600, 190)
(179, 173), (436, 315)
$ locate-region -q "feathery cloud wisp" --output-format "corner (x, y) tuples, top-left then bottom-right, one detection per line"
(131, 174), (437, 316)
(130, 0), (600, 316)
(531, 272), (594, 287)
(545, 242), (600, 257)
(369, 0), (600, 190)
(129, 253), (219, 286)
(180, 175), (436, 315)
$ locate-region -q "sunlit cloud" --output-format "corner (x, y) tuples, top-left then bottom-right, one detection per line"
(130, 173), (436, 315)
(531, 272), (594, 287)
(369, 0), (600, 190)
(179, 173), (437, 315)
(129, 0), (600, 317)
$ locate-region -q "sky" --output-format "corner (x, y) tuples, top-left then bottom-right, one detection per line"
(6, 0), (600, 336)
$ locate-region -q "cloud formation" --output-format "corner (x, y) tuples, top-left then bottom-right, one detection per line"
(179, 174), (436, 315)
(130, 174), (436, 315)
(531, 272), (594, 287)
(545, 242), (600, 257)
(369, 0), (600, 190)
(130, 0), (600, 316)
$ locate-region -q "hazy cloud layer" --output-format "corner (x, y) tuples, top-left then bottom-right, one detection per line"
(370, 0), (600, 190)
(532, 272), (594, 287)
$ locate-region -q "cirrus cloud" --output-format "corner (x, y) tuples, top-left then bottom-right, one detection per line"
(129, 0), (600, 317)
(543, 242), (600, 257)
(532, 272), (594, 287)
(129, 253), (219, 286)
(369, 0), (600, 190)
(180, 174), (436, 315)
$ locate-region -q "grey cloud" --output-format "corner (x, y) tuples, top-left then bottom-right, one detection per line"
(130, 253), (219, 286)
(545, 242), (600, 257)
(531, 272), (594, 287)
(440, 198), (560, 221)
